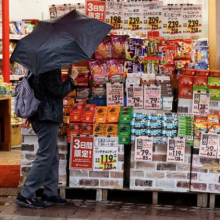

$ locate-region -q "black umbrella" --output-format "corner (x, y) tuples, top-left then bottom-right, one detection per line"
(10, 10), (112, 75)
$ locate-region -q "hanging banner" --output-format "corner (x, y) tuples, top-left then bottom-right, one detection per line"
(143, 1), (162, 31)
(70, 135), (94, 170)
(144, 85), (161, 110)
(192, 91), (210, 116)
(126, 85), (144, 108)
(93, 136), (118, 171)
(182, 4), (203, 35)
(199, 132), (218, 158)
(86, 0), (106, 22)
(167, 137), (186, 163)
(106, 1), (123, 30)
(107, 83), (124, 106)
(162, 5), (182, 36)
(123, 2), (143, 32)
(135, 136), (153, 161)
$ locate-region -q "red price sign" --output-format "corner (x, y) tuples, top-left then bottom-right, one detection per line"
(86, 0), (106, 22)
(70, 135), (94, 169)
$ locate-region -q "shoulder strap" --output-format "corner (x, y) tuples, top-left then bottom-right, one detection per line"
(25, 70), (33, 80)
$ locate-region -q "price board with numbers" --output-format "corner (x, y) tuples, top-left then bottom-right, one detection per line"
(93, 136), (118, 171)
(126, 85), (144, 109)
(86, 0), (106, 22)
(123, 2), (143, 31)
(199, 132), (218, 159)
(135, 136), (153, 162)
(144, 85), (161, 110)
(107, 83), (124, 106)
(162, 5), (182, 36)
(70, 135), (94, 170)
(192, 91), (210, 116)
(143, 1), (162, 31)
(182, 4), (203, 35)
(106, 1), (123, 30)
(167, 137), (186, 163)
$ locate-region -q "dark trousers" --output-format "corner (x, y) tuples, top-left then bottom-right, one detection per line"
(21, 119), (59, 199)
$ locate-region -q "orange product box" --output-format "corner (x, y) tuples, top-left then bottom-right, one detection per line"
(63, 106), (71, 115)
(58, 124), (68, 136)
(107, 106), (120, 123)
(93, 123), (106, 136)
(95, 106), (108, 123)
(106, 124), (118, 136)
(63, 116), (70, 124)
(63, 97), (75, 106)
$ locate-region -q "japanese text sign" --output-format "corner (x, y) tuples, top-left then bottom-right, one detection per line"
(86, 0), (106, 22)
(70, 135), (94, 169)
(107, 83), (124, 106)
(144, 85), (161, 110)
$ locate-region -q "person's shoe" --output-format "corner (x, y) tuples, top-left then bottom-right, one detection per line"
(14, 193), (45, 209)
(41, 194), (67, 207)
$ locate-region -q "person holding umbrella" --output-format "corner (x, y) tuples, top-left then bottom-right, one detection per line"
(11, 10), (112, 209)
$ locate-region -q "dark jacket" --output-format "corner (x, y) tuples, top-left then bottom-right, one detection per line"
(29, 69), (76, 123)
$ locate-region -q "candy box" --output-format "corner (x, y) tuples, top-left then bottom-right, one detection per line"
(191, 46), (209, 64)
(63, 106), (71, 115)
(93, 73), (108, 86)
(207, 114), (219, 123)
(179, 75), (194, 86)
(209, 70), (220, 77)
(80, 123), (93, 135)
(107, 106), (120, 123)
(194, 76), (208, 86)
(70, 113), (82, 122)
(193, 85), (207, 92)
(58, 124), (68, 136)
(208, 122), (220, 133)
(95, 106), (108, 123)
(141, 57), (159, 74)
(67, 123), (81, 142)
(81, 114), (94, 123)
(93, 123), (106, 136)
(92, 86), (106, 98)
(118, 124), (131, 144)
(119, 110), (133, 124)
(83, 104), (96, 115)
(175, 59), (190, 70)
(178, 86), (193, 99)
(63, 116), (70, 124)
(106, 124), (118, 136)
(208, 77), (220, 88)
(108, 72), (127, 83)
(63, 97), (75, 106)
(207, 89), (220, 101)
(195, 70), (209, 76)
(95, 36), (112, 59)
(89, 60), (107, 74)
(180, 68), (196, 76)
(70, 103), (83, 114)
(125, 38), (145, 60)
(75, 72), (89, 86)
(76, 87), (90, 99)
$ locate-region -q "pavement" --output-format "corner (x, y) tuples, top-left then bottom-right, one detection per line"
(1, 196), (220, 220)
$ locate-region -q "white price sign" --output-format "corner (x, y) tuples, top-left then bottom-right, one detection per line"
(143, 1), (163, 32)
(182, 4), (203, 36)
(167, 137), (186, 163)
(93, 136), (119, 171)
(126, 85), (143, 108)
(107, 83), (124, 106)
(135, 136), (153, 162)
(199, 132), (218, 158)
(144, 85), (161, 109)
(192, 91), (210, 116)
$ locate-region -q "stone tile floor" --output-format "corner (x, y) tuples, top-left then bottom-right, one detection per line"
(0, 196), (220, 220)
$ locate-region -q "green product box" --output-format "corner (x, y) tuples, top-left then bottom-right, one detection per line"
(119, 107), (133, 124)
(118, 124), (131, 144)
(208, 77), (220, 87)
(208, 89), (220, 101)
(193, 85), (207, 92)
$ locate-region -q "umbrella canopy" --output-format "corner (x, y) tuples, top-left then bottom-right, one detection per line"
(10, 10), (112, 75)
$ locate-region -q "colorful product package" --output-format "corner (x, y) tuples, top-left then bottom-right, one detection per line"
(118, 124), (131, 144)
(191, 46), (209, 64)
(124, 60), (143, 73)
(194, 76), (208, 86)
(187, 62), (209, 70)
(208, 89), (220, 101)
(158, 65), (175, 75)
(75, 72), (89, 86)
(193, 85), (207, 92)
(176, 39), (192, 58)
(180, 68), (196, 76)
(208, 77), (220, 88)
(95, 36), (112, 59)
(63, 97), (75, 106)
(89, 60), (107, 74)
(107, 106), (121, 123)
(195, 70), (209, 76)
(80, 123), (93, 135)
(125, 38), (145, 60)
(93, 73), (109, 86)
(95, 106), (108, 123)
(106, 124), (118, 136)
(119, 107), (133, 124)
(92, 86), (106, 98)
(207, 114), (219, 123)
(93, 123), (106, 136)
(141, 57), (159, 74)
(67, 123), (81, 142)
(178, 86), (193, 99)
(111, 35), (129, 59)
(76, 87), (90, 99)
(70, 103), (83, 122)
(179, 75), (194, 86)
(193, 39), (208, 47)
(208, 123), (220, 133)
(147, 38), (161, 57)
(175, 59), (191, 70)
(107, 59), (124, 72)
(209, 70), (220, 77)
(158, 45), (177, 65)
(63, 106), (71, 115)
(108, 72), (127, 83)
(63, 116), (70, 124)
(58, 124), (68, 136)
